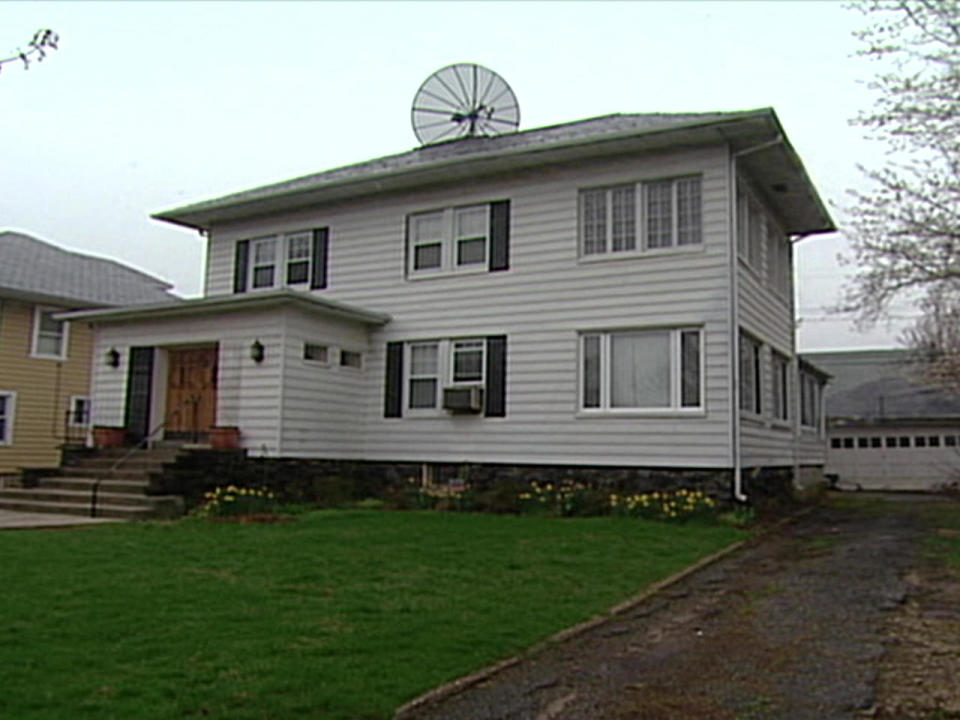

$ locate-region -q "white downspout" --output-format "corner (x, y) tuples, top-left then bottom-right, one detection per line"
(728, 135), (785, 503)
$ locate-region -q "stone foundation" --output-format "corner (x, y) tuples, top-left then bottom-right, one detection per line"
(153, 452), (821, 512)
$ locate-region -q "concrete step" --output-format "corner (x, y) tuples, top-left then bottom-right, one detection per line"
(51, 467), (159, 482)
(64, 456), (176, 472)
(0, 487), (178, 510)
(0, 496), (173, 520)
(38, 477), (151, 494)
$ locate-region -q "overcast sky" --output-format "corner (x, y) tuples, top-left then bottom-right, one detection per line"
(1, 1), (913, 350)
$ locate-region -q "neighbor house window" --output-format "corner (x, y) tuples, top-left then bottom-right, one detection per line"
(771, 351), (790, 422)
(0, 392), (15, 445)
(739, 332), (762, 415)
(407, 201), (510, 276)
(580, 327), (702, 411)
(68, 396), (90, 427)
(32, 307), (68, 359)
(580, 176), (702, 257)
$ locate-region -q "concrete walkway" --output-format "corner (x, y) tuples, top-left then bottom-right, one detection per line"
(0, 509), (122, 530)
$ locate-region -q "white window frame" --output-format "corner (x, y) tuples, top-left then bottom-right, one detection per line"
(68, 395), (90, 427)
(578, 327), (704, 415)
(450, 338), (486, 386)
(0, 391), (16, 446)
(31, 306), (69, 360)
(339, 349), (363, 370)
(302, 342), (329, 365)
(247, 231), (313, 291)
(407, 204), (490, 277)
(284, 231), (313, 286)
(406, 341), (441, 411)
(579, 176), (702, 259)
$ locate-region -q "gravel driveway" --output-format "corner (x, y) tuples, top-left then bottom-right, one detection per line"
(398, 493), (960, 720)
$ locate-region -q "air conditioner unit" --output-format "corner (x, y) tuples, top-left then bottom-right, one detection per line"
(443, 386), (484, 413)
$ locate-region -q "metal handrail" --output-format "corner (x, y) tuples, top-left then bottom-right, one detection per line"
(90, 411), (180, 518)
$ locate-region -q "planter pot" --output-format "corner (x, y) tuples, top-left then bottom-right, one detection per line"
(209, 426), (241, 450)
(93, 426), (126, 448)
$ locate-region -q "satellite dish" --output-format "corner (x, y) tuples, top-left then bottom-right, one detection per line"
(411, 63), (520, 145)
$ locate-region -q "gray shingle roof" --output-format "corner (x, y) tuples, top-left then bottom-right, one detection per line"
(0, 231), (178, 308)
(154, 108), (835, 237)
(168, 112), (738, 213)
(805, 350), (960, 420)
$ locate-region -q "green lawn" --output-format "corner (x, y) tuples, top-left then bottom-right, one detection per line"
(0, 511), (743, 719)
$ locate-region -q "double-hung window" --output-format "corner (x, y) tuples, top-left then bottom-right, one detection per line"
(0, 392), (15, 445)
(407, 202), (508, 276)
(251, 237), (278, 289)
(580, 328), (702, 412)
(739, 331), (762, 415)
(234, 228), (329, 293)
(285, 232), (313, 284)
(408, 342), (441, 409)
(579, 176), (702, 258)
(771, 352), (790, 422)
(32, 307), (68, 359)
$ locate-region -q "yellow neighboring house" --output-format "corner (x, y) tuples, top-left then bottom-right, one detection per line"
(0, 231), (177, 477)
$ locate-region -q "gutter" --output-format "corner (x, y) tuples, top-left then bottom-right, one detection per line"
(728, 133), (786, 504)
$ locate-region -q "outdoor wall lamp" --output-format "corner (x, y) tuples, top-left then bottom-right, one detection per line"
(106, 347), (120, 368)
(250, 339), (265, 364)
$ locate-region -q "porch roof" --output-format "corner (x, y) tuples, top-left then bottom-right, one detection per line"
(56, 288), (391, 326)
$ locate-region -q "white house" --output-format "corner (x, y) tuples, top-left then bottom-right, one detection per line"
(66, 110), (833, 499)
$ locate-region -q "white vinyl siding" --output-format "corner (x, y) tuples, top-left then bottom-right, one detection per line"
(580, 176), (702, 257)
(199, 145), (735, 467)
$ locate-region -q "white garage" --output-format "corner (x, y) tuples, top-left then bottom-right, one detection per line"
(806, 350), (960, 492)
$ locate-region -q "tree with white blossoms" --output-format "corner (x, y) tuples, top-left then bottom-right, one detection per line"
(844, 1), (960, 388)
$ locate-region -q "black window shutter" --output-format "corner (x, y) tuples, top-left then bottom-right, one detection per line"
(233, 240), (250, 294)
(310, 228), (329, 290)
(485, 335), (507, 417)
(489, 200), (510, 272)
(384, 342), (404, 418)
(124, 347), (155, 442)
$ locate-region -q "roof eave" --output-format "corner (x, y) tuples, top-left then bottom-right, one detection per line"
(56, 288), (391, 326)
(154, 110), (824, 232)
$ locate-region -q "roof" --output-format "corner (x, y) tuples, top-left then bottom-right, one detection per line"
(154, 109), (835, 237)
(57, 287), (391, 327)
(0, 231), (178, 308)
(805, 350), (960, 422)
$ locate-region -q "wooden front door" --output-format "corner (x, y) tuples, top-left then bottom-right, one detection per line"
(166, 347), (218, 438)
